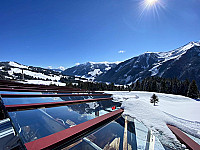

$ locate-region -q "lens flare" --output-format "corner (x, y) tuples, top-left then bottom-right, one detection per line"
(137, 0), (165, 22)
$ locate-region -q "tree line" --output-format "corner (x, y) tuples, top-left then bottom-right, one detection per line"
(62, 76), (199, 99)
(130, 77), (199, 99)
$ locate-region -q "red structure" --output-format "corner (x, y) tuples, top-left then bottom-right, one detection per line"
(167, 125), (200, 150)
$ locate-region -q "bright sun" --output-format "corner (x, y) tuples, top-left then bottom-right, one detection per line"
(146, 0), (158, 5)
(138, 0), (165, 21)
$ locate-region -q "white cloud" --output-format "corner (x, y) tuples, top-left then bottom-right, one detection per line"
(75, 63), (80, 66)
(118, 50), (126, 54)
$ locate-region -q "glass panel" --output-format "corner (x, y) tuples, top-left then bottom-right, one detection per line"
(3, 97), (63, 105)
(66, 116), (165, 150)
(60, 95), (111, 101)
(2, 95), (112, 105)
(8, 100), (121, 144)
(0, 91), (43, 94)
(65, 117), (137, 150)
(134, 118), (148, 149)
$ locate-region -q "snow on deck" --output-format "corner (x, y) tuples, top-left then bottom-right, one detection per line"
(105, 91), (200, 149)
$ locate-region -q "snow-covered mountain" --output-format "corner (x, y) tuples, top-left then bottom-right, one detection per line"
(0, 61), (61, 80)
(62, 62), (120, 81)
(0, 61), (87, 86)
(2, 41), (200, 87)
(96, 42), (200, 86)
(48, 66), (66, 73)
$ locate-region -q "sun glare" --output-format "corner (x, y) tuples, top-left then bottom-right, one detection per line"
(146, 0), (158, 6)
(137, 0), (165, 22)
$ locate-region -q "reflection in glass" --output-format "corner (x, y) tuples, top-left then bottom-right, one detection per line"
(8, 100), (121, 144)
(66, 116), (137, 150)
(66, 116), (165, 150)
(3, 94), (111, 105)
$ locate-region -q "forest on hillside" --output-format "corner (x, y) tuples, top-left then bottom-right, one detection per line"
(61, 76), (199, 99)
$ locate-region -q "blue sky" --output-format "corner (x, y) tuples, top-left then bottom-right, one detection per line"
(0, 0), (200, 69)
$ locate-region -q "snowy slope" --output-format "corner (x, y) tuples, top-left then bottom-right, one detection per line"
(8, 67), (61, 81)
(113, 91), (200, 122)
(105, 91), (200, 149)
(0, 61), (82, 86)
(19, 80), (66, 86)
(9, 61), (28, 69)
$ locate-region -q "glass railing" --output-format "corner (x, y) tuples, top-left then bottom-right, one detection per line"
(2, 95), (112, 105)
(0, 91), (43, 94)
(8, 100), (121, 144)
(2, 91), (167, 149)
(3, 97), (62, 105)
(61, 115), (165, 150)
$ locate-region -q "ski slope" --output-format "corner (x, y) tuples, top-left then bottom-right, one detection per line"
(105, 91), (200, 149)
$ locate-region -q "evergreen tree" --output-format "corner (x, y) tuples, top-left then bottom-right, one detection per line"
(134, 80), (141, 91)
(150, 94), (159, 106)
(151, 80), (157, 92)
(171, 78), (178, 94)
(165, 80), (172, 94)
(182, 79), (190, 96)
(128, 85), (132, 92)
(187, 80), (199, 99)
(160, 79), (166, 93)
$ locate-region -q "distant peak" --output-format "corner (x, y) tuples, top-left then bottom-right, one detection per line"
(47, 66), (53, 69)
(58, 66), (65, 71)
(188, 41), (200, 46)
(47, 66), (65, 71)
(144, 51), (153, 54)
(177, 41), (200, 52)
(142, 41), (200, 57)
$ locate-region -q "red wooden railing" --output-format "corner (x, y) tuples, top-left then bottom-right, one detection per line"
(167, 124), (200, 150)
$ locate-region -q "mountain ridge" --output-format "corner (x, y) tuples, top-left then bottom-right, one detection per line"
(1, 41), (200, 87)
(62, 61), (120, 81)
(61, 41), (200, 86)
(0, 61), (89, 86)
(96, 41), (200, 86)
